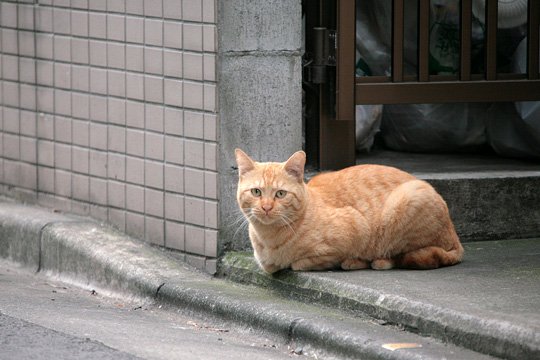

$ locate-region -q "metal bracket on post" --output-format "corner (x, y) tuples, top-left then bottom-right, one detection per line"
(307, 28), (337, 84)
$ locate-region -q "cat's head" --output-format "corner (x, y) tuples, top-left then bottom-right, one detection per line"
(235, 149), (307, 226)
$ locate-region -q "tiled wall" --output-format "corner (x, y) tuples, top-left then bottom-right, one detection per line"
(0, 0), (219, 273)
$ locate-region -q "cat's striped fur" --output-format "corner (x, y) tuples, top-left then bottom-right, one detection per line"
(236, 149), (464, 273)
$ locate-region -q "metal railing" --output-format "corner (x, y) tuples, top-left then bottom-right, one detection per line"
(353, 0), (540, 105)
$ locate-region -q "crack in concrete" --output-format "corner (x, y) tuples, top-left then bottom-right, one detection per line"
(155, 283), (166, 298)
(36, 221), (56, 274)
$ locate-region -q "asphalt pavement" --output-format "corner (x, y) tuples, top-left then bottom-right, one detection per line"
(0, 262), (295, 360)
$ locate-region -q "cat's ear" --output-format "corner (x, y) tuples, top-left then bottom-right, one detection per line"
(235, 148), (256, 176)
(284, 151), (306, 183)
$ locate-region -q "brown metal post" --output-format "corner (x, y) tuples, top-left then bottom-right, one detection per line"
(318, 0), (356, 170)
(485, 0), (498, 80)
(418, 0), (430, 81)
(336, 0), (356, 121)
(461, 0), (472, 81)
(392, 0), (405, 82)
(528, 0), (540, 79)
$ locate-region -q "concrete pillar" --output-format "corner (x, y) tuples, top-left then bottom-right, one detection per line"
(217, 0), (303, 253)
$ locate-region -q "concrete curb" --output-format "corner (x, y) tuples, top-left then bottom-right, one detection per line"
(0, 200), (494, 360)
(219, 251), (539, 360)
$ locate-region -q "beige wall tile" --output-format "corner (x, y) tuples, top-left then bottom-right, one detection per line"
(108, 153), (125, 181)
(55, 169), (72, 197)
(182, 0), (202, 22)
(145, 18), (163, 46)
(164, 107), (183, 136)
(107, 42), (125, 69)
(183, 81), (203, 109)
(126, 184), (144, 213)
(164, 79), (183, 107)
(108, 180), (125, 208)
(164, 135), (183, 164)
(164, 49), (182, 78)
(184, 139), (203, 168)
(183, 23), (202, 52)
(144, 0), (163, 18)
(183, 53), (203, 81)
(72, 11), (89, 37)
(165, 192), (184, 221)
(145, 216), (164, 246)
(184, 168), (204, 197)
(164, 21), (182, 49)
(145, 188), (164, 217)
(71, 38), (89, 64)
(46, 147), (66, 176)
(165, 221), (185, 251)
(145, 131), (164, 161)
(108, 125), (126, 153)
(89, 12), (107, 39)
(72, 147), (89, 174)
(126, 45), (144, 71)
(126, 156), (145, 185)
(108, 0), (125, 13)
(126, 16), (144, 44)
(126, 129), (144, 157)
(107, 14), (125, 42)
(164, 164), (183, 193)
(53, 7), (71, 35)
(185, 225), (204, 255)
(90, 177), (107, 205)
(184, 111), (203, 139)
(145, 160), (164, 189)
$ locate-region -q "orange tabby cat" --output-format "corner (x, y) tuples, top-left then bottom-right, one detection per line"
(235, 149), (464, 273)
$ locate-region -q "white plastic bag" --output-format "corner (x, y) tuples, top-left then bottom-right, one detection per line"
(485, 37), (540, 159)
(355, 105), (382, 152)
(381, 103), (488, 152)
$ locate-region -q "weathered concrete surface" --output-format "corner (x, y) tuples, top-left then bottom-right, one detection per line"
(0, 200), (80, 271)
(218, 0), (302, 52)
(220, 238), (540, 360)
(218, 55), (303, 253)
(217, 0), (303, 254)
(0, 200), (495, 359)
(429, 176), (540, 241)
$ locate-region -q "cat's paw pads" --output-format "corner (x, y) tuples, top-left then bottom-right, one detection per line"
(341, 258), (369, 270)
(371, 259), (394, 270)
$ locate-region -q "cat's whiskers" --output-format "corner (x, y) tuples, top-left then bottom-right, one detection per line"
(278, 212), (298, 238)
(231, 208), (255, 239)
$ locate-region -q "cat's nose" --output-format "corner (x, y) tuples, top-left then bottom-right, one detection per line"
(262, 204), (273, 214)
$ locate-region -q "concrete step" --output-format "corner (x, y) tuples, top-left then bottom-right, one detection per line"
(219, 238), (540, 360)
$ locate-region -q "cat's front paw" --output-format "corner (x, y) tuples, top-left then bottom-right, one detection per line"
(291, 257), (337, 271)
(259, 261), (282, 274)
(371, 259), (394, 270)
(341, 258), (369, 270)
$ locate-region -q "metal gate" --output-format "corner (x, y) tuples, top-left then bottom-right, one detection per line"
(304, 0), (540, 169)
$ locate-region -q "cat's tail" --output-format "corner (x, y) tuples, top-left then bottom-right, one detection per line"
(396, 242), (464, 270)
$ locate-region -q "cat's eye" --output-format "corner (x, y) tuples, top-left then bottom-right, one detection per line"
(251, 188), (262, 197)
(275, 190), (287, 199)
